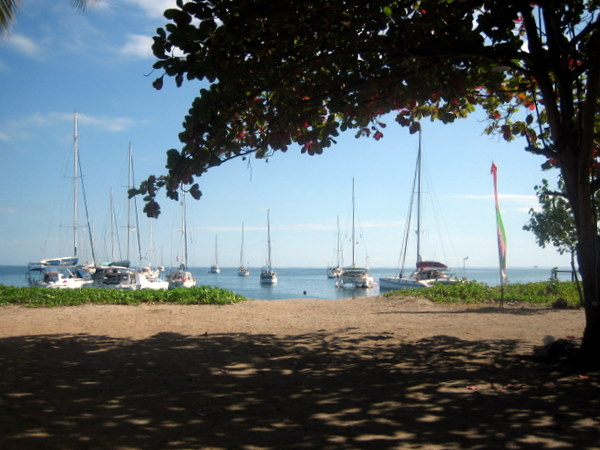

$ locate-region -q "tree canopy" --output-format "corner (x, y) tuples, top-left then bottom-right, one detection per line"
(136, 0), (598, 217)
(524, 178), (579, 256)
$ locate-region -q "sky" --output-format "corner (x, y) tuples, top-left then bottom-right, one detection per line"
(0, 0), (570, 270)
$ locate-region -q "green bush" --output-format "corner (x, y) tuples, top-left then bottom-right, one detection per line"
(0, 285), (245, 307)
(382, 280), (580, 307)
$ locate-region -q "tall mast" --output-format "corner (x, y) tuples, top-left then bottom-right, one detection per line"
(336, 216), (341, 267)
(416, 131), (422, 264)
(214, 235), (219, 266)
(240, 223), (245, 267)
(182, 191), (188, 268)
(352, 178), (356, 266)
(72, 113), (79, 258)
(127, 143), (143, 265)
(266, 209), (272, 267)
(126, 143), (132, 263)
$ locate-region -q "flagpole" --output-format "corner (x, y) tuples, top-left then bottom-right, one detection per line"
(491, 162), (507, 307)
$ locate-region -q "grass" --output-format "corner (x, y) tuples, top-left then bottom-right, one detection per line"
(0, 285), (246, 307)
(382, 279), (581, 308)
(0, 280), (582, 309)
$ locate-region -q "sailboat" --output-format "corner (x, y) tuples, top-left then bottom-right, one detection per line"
(28, 113), (94, 289)
(326, 216), (343, 278)
(127, 144), (168, 289)
(260, 210), (278, 284)
(379, 132), (458, 290)
(237, 222), (250, 276)
(209, 234), (221, 273)
(168, 191), (197, 289)
(339, 180), (374, 289)
(93, 144), (168, 290)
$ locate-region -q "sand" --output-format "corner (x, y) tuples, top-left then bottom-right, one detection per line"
(1, 296), (598, 449)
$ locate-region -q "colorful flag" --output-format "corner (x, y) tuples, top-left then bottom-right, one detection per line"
(491, 162), (508, 285)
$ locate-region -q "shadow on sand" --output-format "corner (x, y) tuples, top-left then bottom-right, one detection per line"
(1, 329), (598, 448)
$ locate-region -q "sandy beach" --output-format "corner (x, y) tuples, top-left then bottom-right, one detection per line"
(1, 296), (598, 449)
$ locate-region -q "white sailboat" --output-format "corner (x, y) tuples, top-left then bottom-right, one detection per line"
(237, 222), (250, 276)
(209, 234), (221, 273)
(339, 180), (374, 289)
(326, 216), (343, 278)
(379, 132), (458, 290)
(168, 191), (197, 289)
(260, 210), (278, 284)
(93, 144), (168, 290)
(28, 113), (94, 289)
(127, 144), (168, 290)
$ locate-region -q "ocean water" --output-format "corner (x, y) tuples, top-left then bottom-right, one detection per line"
(0, 265), (576, 300)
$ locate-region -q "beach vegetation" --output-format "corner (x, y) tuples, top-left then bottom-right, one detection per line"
(0, 285), (245, 307)
(383, 280), (581, 308)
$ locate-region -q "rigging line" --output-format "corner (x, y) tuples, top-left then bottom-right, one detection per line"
(129, 147), (144, 264)
(77, 152), (96, 265)
(398, 148), (419, 273)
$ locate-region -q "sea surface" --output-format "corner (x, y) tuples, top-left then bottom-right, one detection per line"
(0, 265), (576, 300)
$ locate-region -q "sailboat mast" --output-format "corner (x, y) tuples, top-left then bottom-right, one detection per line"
(182, 191), (189, 268)
(128, 144), (143, 265)
(73, 113), (79, 258)
(214, 235), (219, 266)
(336, 216), (341, 267)
(266, 209), (272, 267)
(240, 223), (245, 266)
(352, 178), (356, 266)
(126, 143), (132, 263)
(416, 132), (422, 264)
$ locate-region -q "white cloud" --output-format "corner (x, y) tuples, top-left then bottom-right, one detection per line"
(124, 0), (179, 18)
(68, 112), (136, 132)
(119, 34), (154, 59)
(0, 112), (135, 138)
(5, 33), (40, 57)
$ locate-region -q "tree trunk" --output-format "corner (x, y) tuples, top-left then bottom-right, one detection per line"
(562, 155), (600, 368)
(577, 235), (600, 367)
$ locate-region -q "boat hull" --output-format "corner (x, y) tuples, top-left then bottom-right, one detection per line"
(339, 266), (374, 288)
(379, 273), (459, 290)
(167, 269), (197, 289)
(260, 269), (278, 284)
(379, 276), (426, 290)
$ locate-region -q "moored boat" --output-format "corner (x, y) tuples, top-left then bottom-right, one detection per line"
(339, 180), (374, 289)
(168, 190), (197, 289)
(260, 210), (278, 284)
(237, 223), (250, 276)
(379, 132), (458, 290)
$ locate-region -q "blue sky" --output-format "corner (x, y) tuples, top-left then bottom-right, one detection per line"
(0, 0), (570, 270)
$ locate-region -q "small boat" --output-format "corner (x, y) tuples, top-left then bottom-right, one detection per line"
(379, 132), (458, 290)
(168, 191), (197, 289)
(339, 180), (374, 289)
(27, 262), (92, 289)
(379, 261), (457, 289)
(137, 265), (169, 290)
(27, 114), (95, 289)
(237, 223), (250, 276)
(125, 145), (168, 290)
(168, 263), (197, 289)
(260, 210), (278, 284)
(92, 264), (141, 290)
(209, 235), (220, 273)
